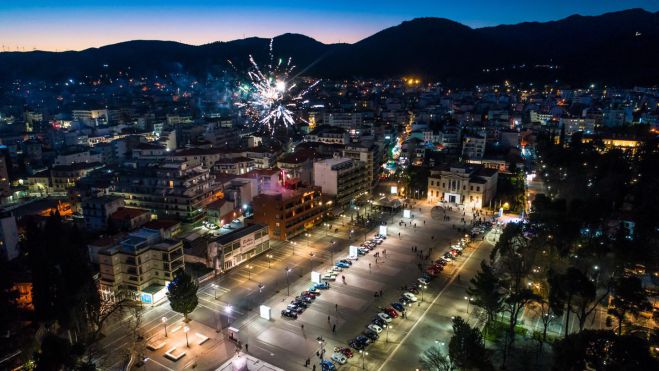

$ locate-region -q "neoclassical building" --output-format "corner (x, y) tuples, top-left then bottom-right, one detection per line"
(427, 165), (498, 209)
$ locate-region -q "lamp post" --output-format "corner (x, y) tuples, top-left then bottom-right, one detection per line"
(386, 324), (392, 343)
(317, 336), (326, 361)
(246, 265), (253, 281)
(464, 296), (472, 314)
(285, 267), (292, 296)
(305, 233), (311, 247)
(291, 241), (297, 255)
(225, 304), (233, 329)
(359, 350), (368, 369)
(267, 254), (273, 268)
(183, 325), (190, 347)
(212, 283), (218, 300)
(161, 317), (168, 337)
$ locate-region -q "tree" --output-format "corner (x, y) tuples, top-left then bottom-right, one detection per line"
(167, 270), (198, 322)
(466, 260), (504, 326)
(419, 345), (454, 371)
(448, 316), (492, 370)
(608, 276), (650, 336)
(34, 333), (76, 371)
(552, 330), (657, 371)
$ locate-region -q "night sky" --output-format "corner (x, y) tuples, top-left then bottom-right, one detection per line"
(2, 0), (658, 52)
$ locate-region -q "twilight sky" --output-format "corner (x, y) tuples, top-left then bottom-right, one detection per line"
(1, 0), (658, 52)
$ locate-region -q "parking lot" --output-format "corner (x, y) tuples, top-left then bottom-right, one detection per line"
(228, 202), (497, 370)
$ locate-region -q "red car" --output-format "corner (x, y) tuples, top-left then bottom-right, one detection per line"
(432, 264), (444, 271)
(426, 268), (439, 277)
(334, 346), (353, 358)
(384, 307), (399, 318)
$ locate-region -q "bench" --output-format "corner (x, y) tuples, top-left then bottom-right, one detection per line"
(164, 347), (186, 361)
(195, 332), (209, 345)
(146, 339), (166, 351)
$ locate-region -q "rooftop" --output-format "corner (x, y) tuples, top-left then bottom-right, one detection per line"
(215, 224), (267, 245)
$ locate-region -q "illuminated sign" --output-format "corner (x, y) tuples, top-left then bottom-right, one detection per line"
(311, 271), (321, 283)
(390, 186), (398, 194)
(349, 245), (359, 258)
(140, 293), (153, 304)
(379, 225), (387, 236)
(241, 236), (255, 248)
(259, 305), (271, 320)
(403, 209), (411, 218)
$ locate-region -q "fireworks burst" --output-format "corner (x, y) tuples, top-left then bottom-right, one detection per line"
(232, 39), (319, 132)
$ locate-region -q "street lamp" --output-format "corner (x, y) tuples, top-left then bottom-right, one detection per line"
(285, 267), (292, 296)
(161, 317), (168, 337)
(225, 304), (233, 329)
(305, 233), (311, 247)
(359, 350), (368, 369)
(309, 252), (315, 271)
(211, 283), (219, 300)
(183, 325), (190, 347)
(267, 254), (273, 268)
(386, 324), (392, 343)
(317, 336), (326, 360)
(291, 241), (297, 255)
(246, 264), (253, 280)
(464, 296), (472, 314)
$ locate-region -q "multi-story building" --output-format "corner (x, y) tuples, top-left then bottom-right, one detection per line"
(277, 149), (321, 186)
(251, 186), (323, 240)
(82, 195), (125, 231)
(304, 126), (349, 145)
(98, 228), (184, 304)
(51, 162), (105, 191)
(462, 134), (486, 160)
(313, 157), (368, 208)
(427, 165), (498, 209)
(73, 109), (109, 126)
(0, 155), (10, 200)
(208, 224), (270, 273)
(0, 214), (19, 261)
(113, 159), (220, 222)
(343, 144), (378, 189)
(212, 157), (255, 175)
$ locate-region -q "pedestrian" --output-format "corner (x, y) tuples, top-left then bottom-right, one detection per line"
(245, 343), (248, 352)
(332, 323), (336, 333)
(379, 289), (383, 296)
(369, 263), (372, 270)
(328, 315), (330, 322)
(306, 358), (311, 366)
(335, 303), (338, 311)
(313, 364), (316, 371)
(423, 220), (426, 225)
(301, 324), (305, 330)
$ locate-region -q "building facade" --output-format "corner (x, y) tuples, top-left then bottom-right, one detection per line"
(251, 186), (323, 241)
(208, 224), (270, 273)
(98, 228), (184, 304)
(313, 157), (368, 208)
(427, 166), (498, 209)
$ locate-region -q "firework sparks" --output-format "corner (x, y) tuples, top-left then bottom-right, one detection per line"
(232, 39), (319, 132)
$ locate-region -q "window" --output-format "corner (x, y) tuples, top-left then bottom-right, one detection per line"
(430, 181), (434, 186)
(477, 186), (481, 192)
(470, 186), (473, 191)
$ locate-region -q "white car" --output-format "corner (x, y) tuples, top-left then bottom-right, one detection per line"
(367, 324), (383, 333)
(331, 352), (347, 365)
(377, 312), (392, 323)
(322, 273), (337, 281)
(331, 266), (343, 272)
(346, 255), (359, 261)
(403, 292), (418, 302)
(418, 277), (430, 285)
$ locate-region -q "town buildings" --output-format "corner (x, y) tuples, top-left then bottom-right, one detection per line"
(426, 165), (498, 209)
(251, 186), (323, 241)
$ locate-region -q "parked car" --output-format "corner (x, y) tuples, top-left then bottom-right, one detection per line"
(334, 346), (353, 358)
(406, 286), (419, 294)
(349, 339), (366, 350)
(418, 277), (430, 285)
(377, 312), (393, 323)
(287, 304), (304, 314)
(338, 259), (353, 265)
(331, 352), (347, 364)
(372, 317), (387, 327)
(399, 296), (412, 305)
(312, 282), (330, 290)
(363, 329), (379, 340)
(321, 359), (337, 371)
(367, 324), (383, 333)
(391, 302), (406, 312)
(402, 292), (418, 302)
(281, 309), (298, 319)
(355, 335), (371, 345)
(384, 307), (399, 318)
(336, 261), (350, 268)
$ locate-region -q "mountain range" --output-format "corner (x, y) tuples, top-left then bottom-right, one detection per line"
(0, 8), (657, 86)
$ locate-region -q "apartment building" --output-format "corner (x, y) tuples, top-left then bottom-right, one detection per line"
(343, 144), (377, 189)
(98, 228), (184, 304)
(208, 224), (270, 273)
(251, 186), (323, 241)
(313, 157), (368, 208)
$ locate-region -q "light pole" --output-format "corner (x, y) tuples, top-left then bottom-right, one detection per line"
(246, 264), (253, 280)
(305, 233), (311, 247)
(317, 336), (326, 361)
(464, 296), (472, 314)
(359, 350), (368, 369)
(267, 254), (273, 268)
(183, 325), (190, 347)
(291, 241), (297, 255)
(161, 317), (168, 337)
(386, 324), (392, 343)
(225, 304), (233, 330)
(212, 283), (218, 300)
(285, 267), (291, 296)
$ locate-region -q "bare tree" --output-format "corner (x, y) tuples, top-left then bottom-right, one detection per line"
(419, 346), (455, 371)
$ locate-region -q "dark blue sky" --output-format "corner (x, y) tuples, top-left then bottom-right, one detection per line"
(1, 1), (657, 51)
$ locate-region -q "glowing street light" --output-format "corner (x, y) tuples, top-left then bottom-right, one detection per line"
(211, 283), (219, 300)
(246, 264), (253, 281)
(359, 350), (369, 369)
(464, 296), (473, 314)
(285, 267), (292, 296)
(161, 317), (168, 337)
(183, 325), (190, 347)
(266, 254), (273, 268)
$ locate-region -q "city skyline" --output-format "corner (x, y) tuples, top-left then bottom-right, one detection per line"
(1, 0), (658, 51)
